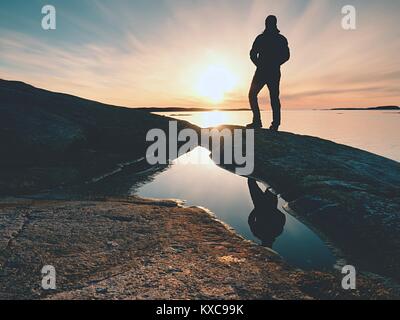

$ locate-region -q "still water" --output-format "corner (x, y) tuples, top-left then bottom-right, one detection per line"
(156, 110), (400, 162)
(135, 110), (399, 269)
(134, 147), (337, 270)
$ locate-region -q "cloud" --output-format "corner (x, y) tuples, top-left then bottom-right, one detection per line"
(0, 0), (399, 108)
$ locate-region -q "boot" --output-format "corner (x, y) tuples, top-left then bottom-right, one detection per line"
(269, 124), (279, 132)
(246, 118), (262, 129)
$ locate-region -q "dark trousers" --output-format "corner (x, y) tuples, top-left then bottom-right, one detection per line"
(249, 68), (281, 127)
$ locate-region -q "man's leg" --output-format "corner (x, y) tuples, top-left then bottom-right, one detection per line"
(248, 74), (265, 125)
(267, 71), (281, 129)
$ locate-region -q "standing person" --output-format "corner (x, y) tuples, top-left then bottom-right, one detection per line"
(247, 15), (290, 131)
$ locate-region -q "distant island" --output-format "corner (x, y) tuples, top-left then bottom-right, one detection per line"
(330, 106), (399, 111)
(139, 106), (400, 112)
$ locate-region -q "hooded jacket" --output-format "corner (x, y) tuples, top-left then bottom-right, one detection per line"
(250, 30), (290, 70)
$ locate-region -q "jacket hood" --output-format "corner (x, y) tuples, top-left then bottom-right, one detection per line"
(264, 27), (280, 34)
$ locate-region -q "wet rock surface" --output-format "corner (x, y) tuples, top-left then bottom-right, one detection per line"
(0, 197), (398, 300)
(217, 126), (400, 281)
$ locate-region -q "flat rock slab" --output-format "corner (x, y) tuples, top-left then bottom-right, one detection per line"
(0, 197), (398, 300)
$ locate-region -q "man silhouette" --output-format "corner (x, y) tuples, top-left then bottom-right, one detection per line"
(247, 15), (290, 131)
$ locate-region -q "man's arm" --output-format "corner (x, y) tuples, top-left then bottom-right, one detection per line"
(250, 36), (261, 66)
(279, 36), (290, 65)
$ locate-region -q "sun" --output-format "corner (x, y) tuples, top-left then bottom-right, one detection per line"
(195, 64), (239, 104)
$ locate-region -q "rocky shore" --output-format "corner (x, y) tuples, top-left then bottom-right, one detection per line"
(1, 80), (399, 299)
(0, 197), (398, 300)
(0, 79), (194, 195)
(217, 126), (400, 282)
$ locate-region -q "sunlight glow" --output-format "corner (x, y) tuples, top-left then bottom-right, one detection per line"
(193, 111), (233, 128)
(194, 64), (239, 103)
(2, 1), (400, 108)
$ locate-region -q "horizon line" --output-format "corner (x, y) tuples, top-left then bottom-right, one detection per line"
(1, 78), (398, 111)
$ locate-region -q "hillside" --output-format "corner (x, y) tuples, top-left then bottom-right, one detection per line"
(0, 79), (190, 194)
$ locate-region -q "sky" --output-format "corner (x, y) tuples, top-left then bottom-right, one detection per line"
(0, 0), (399, 109)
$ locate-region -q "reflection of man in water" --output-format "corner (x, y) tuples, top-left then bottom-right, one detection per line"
(247, 178), (286, 248)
